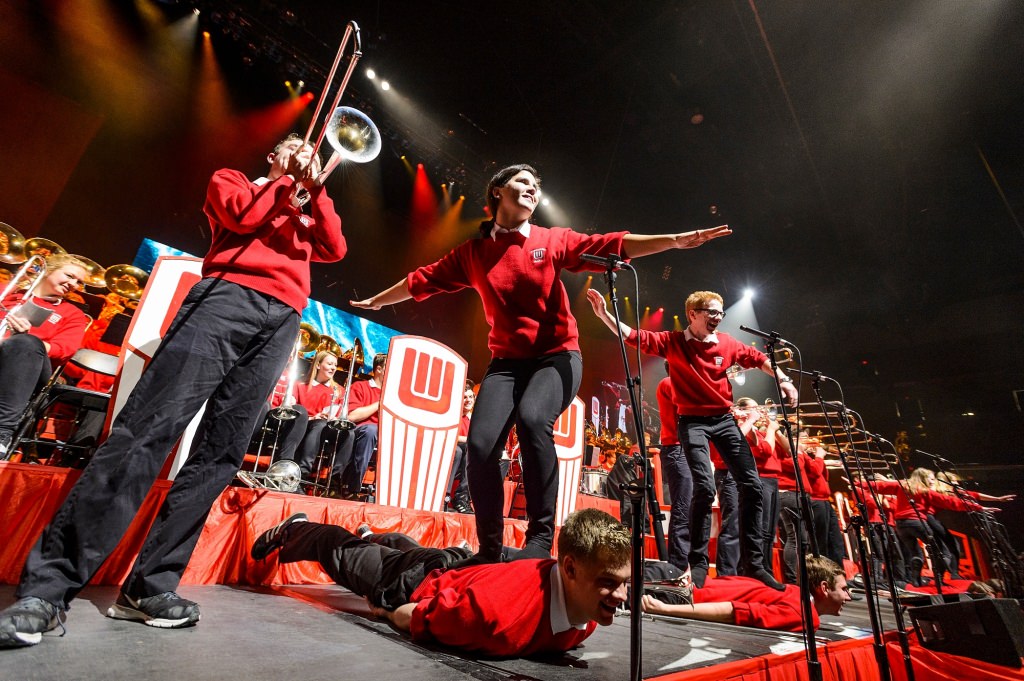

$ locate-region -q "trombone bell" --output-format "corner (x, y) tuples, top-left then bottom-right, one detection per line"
(326, 106), (381, 164)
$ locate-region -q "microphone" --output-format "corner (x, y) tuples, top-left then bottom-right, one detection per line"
(739, 325), (795, 348)
(790, 368), (835, 383)
(580, 253), (627, 270)
(915, 449), (954, 466)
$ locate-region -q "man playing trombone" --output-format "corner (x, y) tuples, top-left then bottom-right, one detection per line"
(0, 134), (347, 648)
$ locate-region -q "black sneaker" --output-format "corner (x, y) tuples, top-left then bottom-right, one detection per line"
(356, 523), (373, 539)
(0, 429), (13, 461)
(251, 513), (308, 560)
(0, 597), (63, 648)
(106, 592), (200, 628)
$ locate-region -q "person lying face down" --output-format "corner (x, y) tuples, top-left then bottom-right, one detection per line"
(252, 507), (632, 657)
(642, 555), (852, 632)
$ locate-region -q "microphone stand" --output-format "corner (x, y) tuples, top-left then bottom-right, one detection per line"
(758, 334), (822, 681)
(887, 450), (944, 597)
(853, 430), (916, 681)
(598, 262), (664, 681)
(807, 383), (891, 681)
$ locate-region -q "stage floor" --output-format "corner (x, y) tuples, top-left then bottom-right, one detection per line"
(0, 583), (895, 681)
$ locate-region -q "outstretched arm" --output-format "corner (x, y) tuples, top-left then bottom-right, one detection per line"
(369, 602), (415, 632)
(351, 278), (413, 310)
(586, 288), (634, 337)
(641, 594), (735, 623)
(621, 225), (732, 259)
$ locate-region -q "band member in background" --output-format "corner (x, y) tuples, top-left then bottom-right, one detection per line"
(0, 254), (90, 458)
(445, 380), (476, 514)
(642, 554), (851, 632)
(352, 163), (730, 563)
(331, 353), (386, 499)
(656, 369), (693, 572)
(0, 133), (346, 648)
(588, 288), (797, 590)
(292, 350), (343, 483)
(250, 508), (630, 656)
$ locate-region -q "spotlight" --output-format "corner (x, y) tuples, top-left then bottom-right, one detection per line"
(202, 30), (210, 38)
(381, 80), (391, 91)
(285, 80), (291, 87)
(743, 288), (755, 300)
(366, 68), (376, 80)
(541, 198), (550, 206)
(193, 8), (200, 15)
(297, 80), (304, 88)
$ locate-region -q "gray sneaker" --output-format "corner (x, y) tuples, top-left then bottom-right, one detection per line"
(106, 592), (200, 628)
(0, 596), (63, 648)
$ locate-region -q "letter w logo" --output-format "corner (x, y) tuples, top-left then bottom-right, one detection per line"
(553, 402), (578, 447)
(397, 347), (455, 414)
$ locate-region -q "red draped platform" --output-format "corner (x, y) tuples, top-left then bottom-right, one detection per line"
(3, 461), (1021, 680)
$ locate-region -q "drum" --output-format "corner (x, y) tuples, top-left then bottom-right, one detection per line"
(579, 467), (609, 497)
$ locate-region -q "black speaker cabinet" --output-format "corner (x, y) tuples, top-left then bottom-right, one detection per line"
(908, 598), (1024, 668)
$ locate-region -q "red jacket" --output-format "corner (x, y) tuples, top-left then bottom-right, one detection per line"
(694, 576), (819, 632)
(348, 379), (381, 425)
(410, 558), (597, 656)
(777, 451), (812, 492)
(855, 480), (982, 521)
(202, 170), (346, 312)
(628, 329), (766, 416)
(751, 430), (781, 478)
(805, 455), (831, 500)
(656, 377), (680, 446)
(407, 225), (627, 359)
(1, 293), (88, 365)
(295, 382), (335, 416)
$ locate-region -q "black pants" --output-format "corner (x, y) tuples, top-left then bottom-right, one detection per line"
(678, 413), (765, 575)
(249, 402), (308, 465)
(812, 499), (846, 567)
(660, 444), (693, 571)
(295, 418), (354, 485)
(278, 522), (469, 608)
(446, 442), (470, 506)
(778, 490), (809, 584)
(927, 514), (960, 578)
(866, 521), (906, 584)
(19, 279), (299, 609)
(896, 517), (944, 587)
(466, 351), (582, 559)
(0, 333), (52, 433)
(758, 477), (780, 573)
(714, 469), (740, 575)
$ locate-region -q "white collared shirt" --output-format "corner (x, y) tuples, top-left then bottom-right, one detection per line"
(490, 222), (532, 241)
(548, 563), (587, 634)
(683, 327), (719, 344)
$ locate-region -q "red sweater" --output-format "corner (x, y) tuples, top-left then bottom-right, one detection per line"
(1, 293), (88, 364)
(777, 451), (811, 492)
(751, 430), (780, 478)
(348, 379), (381, 425)
(694, 576), (819, 632)
(805, 455), (831, 500)
(856, 480), (982, 521)
(202, 170), (346, 312)
(295, 381), (335, 416)
(628, 329), (766, 416)
(410, 558), (597, 656)
(656, 377), (680, 446)
(407, 225), (627, 359)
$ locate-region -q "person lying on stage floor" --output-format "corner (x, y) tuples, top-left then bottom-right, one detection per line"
(640, 555), (852, 633)
(588, 288), (796, 591)
(0, 254), (91, 459)
(250, 507), (631, 657)
(352, 163), (731, 564)
(0, 133), (346, 648)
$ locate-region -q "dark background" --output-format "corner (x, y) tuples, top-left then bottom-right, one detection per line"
(1, 1), (1021, 536)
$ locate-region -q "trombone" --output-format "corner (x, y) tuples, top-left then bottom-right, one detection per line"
(0, 255), (48, 341)
(327, 338), (363, 431)
(295, 20), (381, 206)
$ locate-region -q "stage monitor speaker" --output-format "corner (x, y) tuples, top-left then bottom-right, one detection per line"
(908, 598), (1024, 668)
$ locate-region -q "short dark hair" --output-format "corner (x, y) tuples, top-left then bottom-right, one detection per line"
(484, 163), (540, 218)
(557, 508), (631, 571)
(372, 353), (388, 372)
(272, 133), (321, 167)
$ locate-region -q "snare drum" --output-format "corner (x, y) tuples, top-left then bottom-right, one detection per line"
(579, 467), (609, 497)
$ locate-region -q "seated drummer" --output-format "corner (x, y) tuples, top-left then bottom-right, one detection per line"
(250, 507), (630, 656)
(0, 254), (90, 458)
(641, 554), (851, 632)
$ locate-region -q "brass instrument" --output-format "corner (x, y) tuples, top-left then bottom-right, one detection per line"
(104, 264), (149, 300)
(23, 237), (65, 260)
(327, 338), (362, 431)
(272, 322), (321, 421)
(0, 255), (49, 341)
(725, 348), (794, 384)
(317, 334), (343, 358)
(0, 222), (26, 264)
(294, 21), (381, 207)
(67, 255), (107, 289)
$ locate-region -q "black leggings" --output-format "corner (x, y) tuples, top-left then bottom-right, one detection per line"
(465, 351), (582, 559)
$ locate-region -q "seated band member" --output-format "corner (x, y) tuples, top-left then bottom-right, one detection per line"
(445, 381), (475, 513)
(588, 288), (797, 590)
(292, 349), (346, 482)
(250, 508), (631, 656)
(0, 254), (90, 458)
(335, 353), (386, 498)
(642, 555), (851, 632)
(352, 163), (731, 564)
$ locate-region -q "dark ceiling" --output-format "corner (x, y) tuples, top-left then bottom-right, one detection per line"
(1, 0), (1022, 470)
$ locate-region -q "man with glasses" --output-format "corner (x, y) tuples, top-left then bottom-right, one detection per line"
(587, 289), (797, 590)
